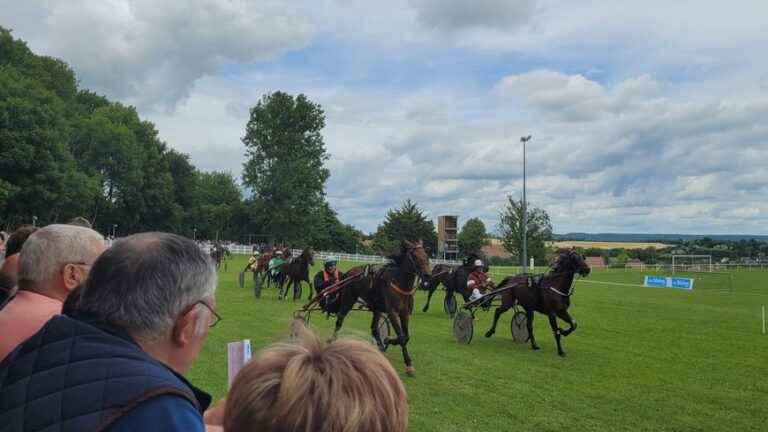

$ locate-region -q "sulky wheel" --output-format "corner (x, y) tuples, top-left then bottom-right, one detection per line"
(453, 310), (474, 344)
(510, 311), (529, 343)
(443, 293), (458, 317)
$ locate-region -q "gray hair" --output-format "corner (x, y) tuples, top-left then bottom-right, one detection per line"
(18, 224), (105, 290)
(77, 232), (217, 339)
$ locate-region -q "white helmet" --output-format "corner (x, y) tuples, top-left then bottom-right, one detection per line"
(275, 250), (283, 255)
(474, 259), (483, 267)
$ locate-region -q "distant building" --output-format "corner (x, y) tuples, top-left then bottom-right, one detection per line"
(482, 238), (512, 259)
(585, 256), (606, 268)
(626, 258), (644, 268)
(437, 215), (459, 260)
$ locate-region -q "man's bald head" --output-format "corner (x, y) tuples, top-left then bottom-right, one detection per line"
(18, 224), (105, 295)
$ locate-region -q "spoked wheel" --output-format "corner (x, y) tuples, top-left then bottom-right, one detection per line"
(453, 310), (474, 344)
(511, 311), (529, 343)
(375, 316), (391, 352)
(253, 272), (262, 298)
(444, 293), (458, 317)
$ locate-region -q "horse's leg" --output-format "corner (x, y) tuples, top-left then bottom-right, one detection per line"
(485, 302), (512, 338)
(548, 312), (565, 356)
(370, 311), (386, 351)
(331, 297), (354, 342)
(526, 309), (540, 350)
(422, 280), (437, 312)
(399, 311), (415, 376)
(557, 309), (577, 337)
(386, 310), (414, 376)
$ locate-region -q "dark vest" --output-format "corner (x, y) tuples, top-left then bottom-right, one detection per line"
(0, 314), (208, 432)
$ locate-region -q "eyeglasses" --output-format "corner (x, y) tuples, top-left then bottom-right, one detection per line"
(195, 300), (222, 328)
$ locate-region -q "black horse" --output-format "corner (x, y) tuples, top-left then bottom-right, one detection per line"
(484, 250), (590, 356)
(280, 248), (314, 301)
(422, 253), (485, 313)
(210, 243), (230, 271)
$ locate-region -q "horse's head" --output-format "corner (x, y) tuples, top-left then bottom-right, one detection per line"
(302, 247), (314, 265)
(402, 240), (431, 279)
(554, 250), (591, 277)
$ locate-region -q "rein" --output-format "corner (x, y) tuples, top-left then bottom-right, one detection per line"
(390, 281), (416, 296)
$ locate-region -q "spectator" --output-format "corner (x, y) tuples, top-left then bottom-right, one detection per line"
(0, 225), (38, 290)
(0, 232), (218, 431)
(223, 322), (408, 432)
(0, 224), (103, 359)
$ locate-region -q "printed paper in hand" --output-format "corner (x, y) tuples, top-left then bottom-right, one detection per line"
(227, 339), (252, 388)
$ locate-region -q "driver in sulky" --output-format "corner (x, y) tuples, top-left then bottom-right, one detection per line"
(467, 259), (492, 302)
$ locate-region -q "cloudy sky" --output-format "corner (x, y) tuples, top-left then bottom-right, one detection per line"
(3, 0), (768, 234)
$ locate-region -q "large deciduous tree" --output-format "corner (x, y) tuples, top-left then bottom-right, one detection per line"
(372, 199), (437, 255)
(498, 195), (553, 265)
(458, 217), (489, 257)
(242, 92), (330, 245)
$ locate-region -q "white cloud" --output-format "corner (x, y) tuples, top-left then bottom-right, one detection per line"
(1, 0), (313, 111)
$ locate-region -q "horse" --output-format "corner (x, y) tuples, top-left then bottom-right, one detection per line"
(210, 243), (229, 271)
(483, 250), (590, 356)
(421, 253), (485, 313)
(280, 248), (314, 301)
(328, 240), (431, 376)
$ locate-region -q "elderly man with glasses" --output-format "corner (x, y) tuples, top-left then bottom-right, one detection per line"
(0, 232), (220, 432)
(0, 224), (105, 360)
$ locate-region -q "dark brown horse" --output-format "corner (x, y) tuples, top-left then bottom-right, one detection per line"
(280, 248), (314, 301)
(483, 250), (590, 356)
(331, 240), (431, 376)
(210, 243), (230, 270)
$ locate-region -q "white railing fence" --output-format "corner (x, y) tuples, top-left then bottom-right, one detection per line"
(191, 242), (461, 266)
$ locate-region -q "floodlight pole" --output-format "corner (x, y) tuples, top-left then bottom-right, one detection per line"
(521, 135), (531, 273)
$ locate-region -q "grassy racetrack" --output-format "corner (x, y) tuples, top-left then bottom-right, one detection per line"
(190, 256), (768, 431)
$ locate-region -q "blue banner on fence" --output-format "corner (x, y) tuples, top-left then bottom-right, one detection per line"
(643, 276), (694, 290)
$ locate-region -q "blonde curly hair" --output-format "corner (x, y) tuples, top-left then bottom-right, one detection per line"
(224, 323), (408, 432)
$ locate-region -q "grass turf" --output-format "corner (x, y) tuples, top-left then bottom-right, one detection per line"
(189, 256), (768, 431)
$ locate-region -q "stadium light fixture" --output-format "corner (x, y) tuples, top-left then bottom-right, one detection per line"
(520, 135), (532, 273)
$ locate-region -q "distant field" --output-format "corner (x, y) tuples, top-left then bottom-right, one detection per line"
(192, 256), (768, 431)
(550, 240), (672, 250)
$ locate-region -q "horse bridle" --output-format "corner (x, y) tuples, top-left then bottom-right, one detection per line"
(543, 254), (588, 297)
(404, 244), (429, 280)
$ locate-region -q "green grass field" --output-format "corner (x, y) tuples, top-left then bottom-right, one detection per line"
(190, 256), (768, 431)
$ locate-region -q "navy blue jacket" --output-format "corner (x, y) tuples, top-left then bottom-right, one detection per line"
(0, 313), (211, 432)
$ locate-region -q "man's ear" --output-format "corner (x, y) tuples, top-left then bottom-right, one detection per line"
(172, 307), (196, 347)
(62, 264), (84, 291)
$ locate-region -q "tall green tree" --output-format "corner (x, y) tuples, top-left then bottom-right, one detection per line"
(372, 199), (437, 255)
(458, 217), (489, 256)
(498, 196), (553, 265)
(192, 171), (242, 240)
(241, 92), (330, 244)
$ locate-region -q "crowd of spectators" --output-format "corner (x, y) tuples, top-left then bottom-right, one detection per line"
(0, 219), (408, 432)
